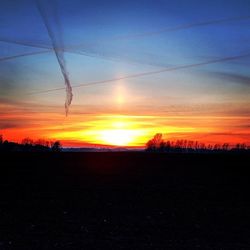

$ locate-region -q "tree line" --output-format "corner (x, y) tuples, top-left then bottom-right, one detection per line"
(0, 135), (62, 152)
(146, 133), (250, 153)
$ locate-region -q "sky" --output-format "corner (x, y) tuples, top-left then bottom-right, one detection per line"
(0, 0), (250, 147)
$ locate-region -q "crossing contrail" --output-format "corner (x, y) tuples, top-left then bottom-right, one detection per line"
(70, 15), (250, 49)
(0, 50), (50, 62)
(1, 15), (249, 68)
(0, 38), (50, 49)
(36, 0), (73, 116)
(28, 52), (250, 95)
(0, 37), (170, 68)
(112, 15), (250, 40)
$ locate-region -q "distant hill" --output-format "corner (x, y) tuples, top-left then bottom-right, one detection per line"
(63, 147), (143, 152)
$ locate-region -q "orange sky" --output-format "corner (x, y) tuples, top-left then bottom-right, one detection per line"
(1, 98), (250, 147)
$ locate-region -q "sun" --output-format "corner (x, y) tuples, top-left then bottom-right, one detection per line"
(100, 129), (139, 146)
(97, 118), (147, 146)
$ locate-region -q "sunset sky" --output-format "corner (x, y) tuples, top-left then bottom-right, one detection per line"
(1, 0), (250, 147)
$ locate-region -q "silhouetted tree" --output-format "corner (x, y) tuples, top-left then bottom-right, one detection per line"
(187, 140), (194, 149)
(146, 133), (163, 151)
(35, 139), (50, 147)
(145, 133), (249, 153)
(0, 136), (62, 152)
(222, 143), (229, 151)
(159, 141), (167, 152)
(51, 141), (62, 152)
(22, 137), (34, 146)
(234, 143), (247, 151)
(213, 144), (221, 150)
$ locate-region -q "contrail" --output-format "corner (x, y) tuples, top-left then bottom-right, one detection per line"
(0, 50), (50, 62)
(0, 37), (170, 68)
(28, 52), (250, 95)
(1, 15), (250, 68)
(36, 0), (72, 116)
(70, 15), (250, 48)
(112, 15), (250, 40)
(0, 38), (50, 49)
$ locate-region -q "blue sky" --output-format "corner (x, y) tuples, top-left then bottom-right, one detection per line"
(1, 0), (250, 99)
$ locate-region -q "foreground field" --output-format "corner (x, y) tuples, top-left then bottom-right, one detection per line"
(0, 152), (250, 249)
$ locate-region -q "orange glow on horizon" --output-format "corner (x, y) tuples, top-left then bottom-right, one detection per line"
(1, 102), (250, 147)
(46, 115), (200, 146)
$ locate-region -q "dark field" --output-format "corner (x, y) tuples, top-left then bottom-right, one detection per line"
(0, 152), (250, 249)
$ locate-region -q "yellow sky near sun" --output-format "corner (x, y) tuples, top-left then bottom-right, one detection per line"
(49, 114), (197, 146)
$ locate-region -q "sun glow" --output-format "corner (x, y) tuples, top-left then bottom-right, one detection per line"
(114, 81), (128, 107)
(99, 129), (142, 146)
(86, 116), (147, 146)
(49, 114), (199, 147)
(50, 115), (151, 146)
